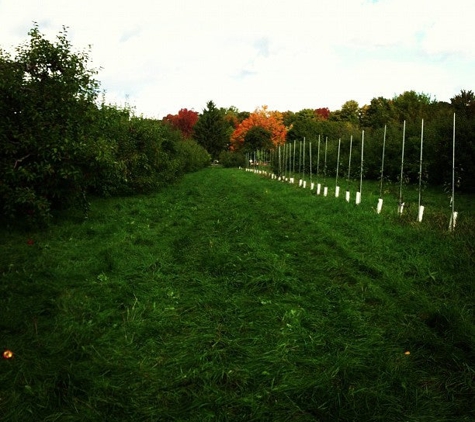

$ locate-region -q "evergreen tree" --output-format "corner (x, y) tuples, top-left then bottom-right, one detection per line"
(193, 101), (231, 160)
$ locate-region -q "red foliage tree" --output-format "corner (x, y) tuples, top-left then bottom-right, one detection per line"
(315, 107), (330, 120)
(164, 108), (199, 138)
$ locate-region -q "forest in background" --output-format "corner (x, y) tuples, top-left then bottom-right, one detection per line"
(169, 93), (475, 194)
(164, 79), (475, 195)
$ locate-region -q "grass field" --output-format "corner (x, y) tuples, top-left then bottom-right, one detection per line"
(1, 167), (474, 421)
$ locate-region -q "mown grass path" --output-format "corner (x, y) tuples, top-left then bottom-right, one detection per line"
(1, 168), (474, 421)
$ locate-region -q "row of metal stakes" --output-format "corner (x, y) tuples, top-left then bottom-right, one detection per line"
(244, 167), (458, 230)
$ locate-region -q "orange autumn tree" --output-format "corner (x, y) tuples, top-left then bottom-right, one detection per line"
(231, 106), (287, 151)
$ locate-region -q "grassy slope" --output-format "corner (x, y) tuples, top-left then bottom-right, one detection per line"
(1, 168), (474, 421)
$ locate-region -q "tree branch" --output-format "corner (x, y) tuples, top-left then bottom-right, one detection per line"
(13, 154), (31, 169)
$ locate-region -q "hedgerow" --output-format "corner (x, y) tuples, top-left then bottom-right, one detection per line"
(0, 25), (209, 226)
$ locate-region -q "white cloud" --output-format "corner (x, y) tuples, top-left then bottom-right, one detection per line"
(1, 0), (474, 117)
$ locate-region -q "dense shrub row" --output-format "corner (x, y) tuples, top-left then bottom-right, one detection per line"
(0, 26), (210, 225)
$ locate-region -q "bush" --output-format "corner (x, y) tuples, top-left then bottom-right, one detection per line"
(111, 118), (209, 195)
(83, 104), (130, 197)
(176, 138), (211, 174)
(219, 151), (246, 168)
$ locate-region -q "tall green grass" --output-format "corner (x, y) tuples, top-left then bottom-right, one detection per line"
(1, 168), (474, 421)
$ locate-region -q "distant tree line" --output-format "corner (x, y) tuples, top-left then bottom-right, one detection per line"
(281, 92), (475, 191)
(170, 92), (474, 193)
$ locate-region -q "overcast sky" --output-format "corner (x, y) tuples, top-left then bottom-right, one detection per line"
(1, 0), (474, 118)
